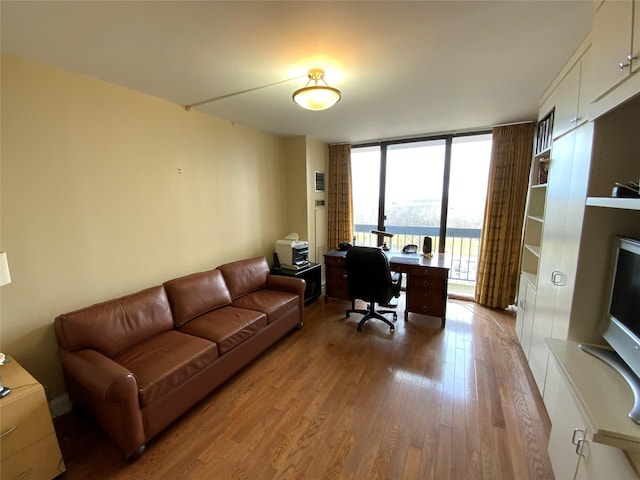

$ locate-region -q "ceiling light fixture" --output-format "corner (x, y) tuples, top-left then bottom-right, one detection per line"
(292, 68), (341, 111)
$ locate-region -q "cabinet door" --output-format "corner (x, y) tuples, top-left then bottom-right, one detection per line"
(590, 0), (634, 100)
(634, 0), (640, 74)
(518, 277), (537, 359)
(576, 48), (592, 128)
(551, 124), (592, 340)
(529, 131), (575, 392)
(553, 61), (581, 139)
(574, 434), (638, 480)
(545, 357), (581, 480)
(515, 275), (527, 341)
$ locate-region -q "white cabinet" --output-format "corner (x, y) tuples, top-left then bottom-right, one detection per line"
(549, 124), (592, 341)
(575, 438), (638, 480)
(590, 0), (636, 101)
(545, 355), (583, 479)
(545, 340), (640, 479)
(527, 130), (572, 392)
(515, 273), (537, 358)
(553, 49), (592, 140)
(523, 122), (593, 394)
(634, 0), (640, 74)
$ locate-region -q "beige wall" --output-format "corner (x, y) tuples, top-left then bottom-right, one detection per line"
(279, 136), (329, 264)
(281, 136), (308, 243)
(306, 138), (328, 263)
(0, 54), (300, 399)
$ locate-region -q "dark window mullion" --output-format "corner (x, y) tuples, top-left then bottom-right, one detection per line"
(376, 144), (388, 247)
(439, 136), (453, 253)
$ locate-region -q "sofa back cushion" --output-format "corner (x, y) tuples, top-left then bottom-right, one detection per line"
(163, 269), (232, 327)
(218, 257), (270, 300)
(54, 286), (174, 358)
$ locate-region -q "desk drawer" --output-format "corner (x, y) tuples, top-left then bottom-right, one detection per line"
(406, 264), (448, 278)
(406, 293), (446, 317)
(325, 267), (349, 300)
(1, 387), (54, 460)
(324, 254), (350, 301)
(1, 432), (65, 480)
(406, 275), (447, 317)
(324, 255), (346, 267)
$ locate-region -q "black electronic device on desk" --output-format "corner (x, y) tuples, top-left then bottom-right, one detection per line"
(402, 244), (418, 254)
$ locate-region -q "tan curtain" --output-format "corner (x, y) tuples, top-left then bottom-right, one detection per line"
(475, 123), (535, 308)
(327, 144), (354, 250)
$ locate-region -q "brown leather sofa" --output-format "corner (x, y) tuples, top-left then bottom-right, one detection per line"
(54, 256), (305, 459)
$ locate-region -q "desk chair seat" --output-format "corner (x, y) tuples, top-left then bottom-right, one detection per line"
(345, 246), (401, 332)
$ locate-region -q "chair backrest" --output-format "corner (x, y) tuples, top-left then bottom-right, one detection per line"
(345, 246), (396, 303)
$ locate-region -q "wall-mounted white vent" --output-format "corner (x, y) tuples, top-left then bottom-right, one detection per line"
(315, 171), (325, 192)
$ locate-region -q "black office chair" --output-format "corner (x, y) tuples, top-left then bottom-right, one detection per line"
(345, 246), (401, 332)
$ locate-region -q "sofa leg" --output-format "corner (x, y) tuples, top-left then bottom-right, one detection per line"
(296, 322), (304, 329)
(124, 444), (146, 462)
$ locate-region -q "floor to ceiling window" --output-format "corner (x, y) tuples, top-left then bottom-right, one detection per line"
(351, 132), (492, 296)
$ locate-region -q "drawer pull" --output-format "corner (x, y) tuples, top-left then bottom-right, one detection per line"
(423, 280), (429, 287)
(15, 468), (32, 480)
(571, 428), (585, 446)
(1, 424), (18, 438)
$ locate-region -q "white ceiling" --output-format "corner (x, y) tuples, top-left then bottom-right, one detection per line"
(1, 1), (594, 144)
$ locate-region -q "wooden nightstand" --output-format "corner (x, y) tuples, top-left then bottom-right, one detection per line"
(0, 356), (65, 480)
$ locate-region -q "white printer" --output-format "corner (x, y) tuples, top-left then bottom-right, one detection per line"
(275, 233), (310, 270)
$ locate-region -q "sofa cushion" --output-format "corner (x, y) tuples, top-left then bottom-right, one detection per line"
(231, 290), (298, 324)
(114, 330), (219, 408)
(218, 257), (270, 300)
(178, 306), (267, 354)
(55, 286), (174, 358)
(164, 269), (232, 327)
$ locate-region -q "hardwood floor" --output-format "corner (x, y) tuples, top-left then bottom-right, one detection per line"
(53, 295), (555, 479)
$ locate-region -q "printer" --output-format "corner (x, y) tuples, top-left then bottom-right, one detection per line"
(275, 233), (310, 270)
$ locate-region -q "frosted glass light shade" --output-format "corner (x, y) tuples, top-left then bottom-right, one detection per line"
(292, 68), (341, 111)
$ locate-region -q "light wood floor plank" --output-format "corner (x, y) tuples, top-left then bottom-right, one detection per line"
(53, 295), (554, 479)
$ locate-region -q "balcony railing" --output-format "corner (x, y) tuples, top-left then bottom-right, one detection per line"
(354, 224), (481, 283)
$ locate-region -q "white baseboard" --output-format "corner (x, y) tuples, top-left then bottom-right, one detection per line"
(49, 393), (72, 418)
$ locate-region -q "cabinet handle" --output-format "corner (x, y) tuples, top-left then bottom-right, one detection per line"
(519, 299), (526, 309)
(569, 117), (580, 124)
(571, 428), (585, 446)
(619, 55), (638, 70)
(0, 424), (18, 438)
(551, 271), (565, 286)
(576, 438), (588, 458)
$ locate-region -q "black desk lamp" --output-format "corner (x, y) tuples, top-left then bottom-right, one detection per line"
(371, 230), (394, 251)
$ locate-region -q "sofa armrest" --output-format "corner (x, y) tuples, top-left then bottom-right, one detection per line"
(59, 348), (146, 457)
(60, 349), (138, 402)
(266, 274), (306, 297)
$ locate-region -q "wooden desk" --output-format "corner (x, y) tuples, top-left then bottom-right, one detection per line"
(323, 250), (449, 327)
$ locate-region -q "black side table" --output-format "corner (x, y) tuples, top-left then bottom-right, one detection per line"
(271, 263), (321, 305)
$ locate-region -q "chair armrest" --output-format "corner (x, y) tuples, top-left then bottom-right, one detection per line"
(266, 274), (306, 298)
(59, 349), (138, 402)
